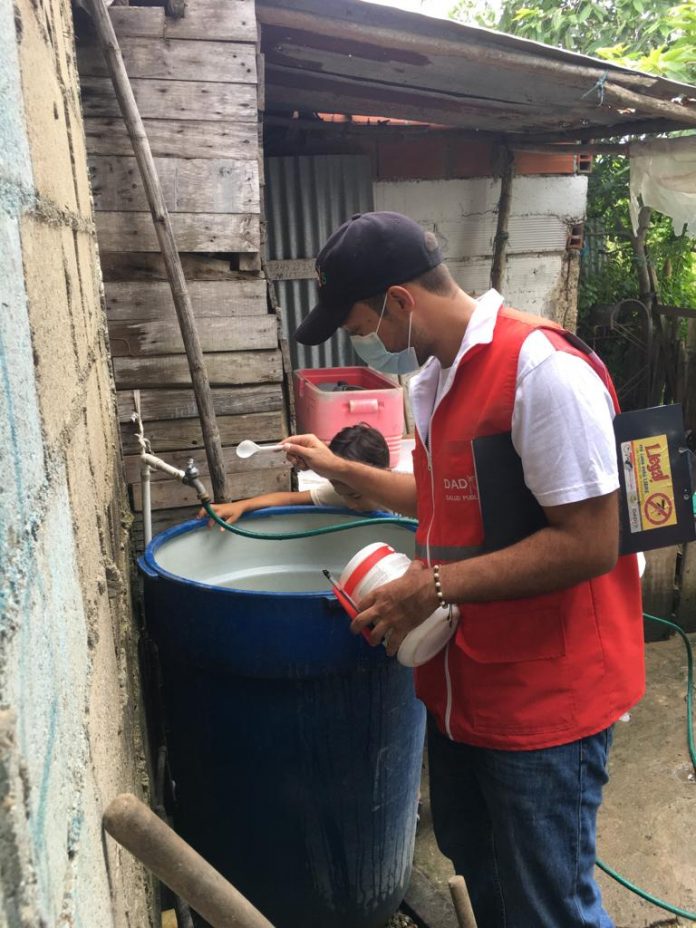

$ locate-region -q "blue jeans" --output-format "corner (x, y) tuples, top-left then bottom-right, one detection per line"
(427, 718), (614, 928)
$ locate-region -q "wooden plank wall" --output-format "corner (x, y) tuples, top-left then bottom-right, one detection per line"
(76, 0), (290, 539)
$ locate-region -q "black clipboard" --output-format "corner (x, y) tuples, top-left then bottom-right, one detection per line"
(472, 431), (547, 553)
(472, 405), (695, 556)
(614, 404), (695, 554)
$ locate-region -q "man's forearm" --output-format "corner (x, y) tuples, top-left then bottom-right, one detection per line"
(438, 497), (619, 604)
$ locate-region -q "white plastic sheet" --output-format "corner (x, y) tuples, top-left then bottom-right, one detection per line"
(629, 135), (696, 236)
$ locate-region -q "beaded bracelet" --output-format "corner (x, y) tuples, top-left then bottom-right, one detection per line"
(432, 564), (448, 608)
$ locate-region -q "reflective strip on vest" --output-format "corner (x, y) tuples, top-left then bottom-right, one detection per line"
(415, 542), (482, 562)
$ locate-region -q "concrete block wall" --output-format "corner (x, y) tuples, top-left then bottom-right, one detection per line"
(374, 175), (586, 329)
(0, 0), (153, 923)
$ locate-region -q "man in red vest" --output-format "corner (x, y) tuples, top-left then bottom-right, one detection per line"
(286, 211), (645, 928)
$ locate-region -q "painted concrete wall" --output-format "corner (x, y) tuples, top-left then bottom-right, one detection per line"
(374, 175), (587, 329)
(0, 0), (153, 923)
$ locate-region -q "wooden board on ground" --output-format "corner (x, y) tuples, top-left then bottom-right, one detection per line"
(95, 211), (260, 253)
(131, 465), (291, 510)
(108, 315), (276, 357)
(117, 384), (283, 424)
(77, 38), (256, 84)
(80, 77), (257, 122)
(105, 280), (268, 320)
(113, 350), (283, 388)
(84, 118), (258, 160)
(89, 156), (259, 214)
(403, 866), (459, 928)
(120, 410), (285, 454)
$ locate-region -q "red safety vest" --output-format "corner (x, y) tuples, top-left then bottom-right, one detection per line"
(413, 306), (645, 750)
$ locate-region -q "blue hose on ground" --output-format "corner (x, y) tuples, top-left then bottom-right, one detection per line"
(201, 502), (696, 918)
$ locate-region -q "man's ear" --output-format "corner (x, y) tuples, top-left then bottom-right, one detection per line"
(386, 285), (415, 318)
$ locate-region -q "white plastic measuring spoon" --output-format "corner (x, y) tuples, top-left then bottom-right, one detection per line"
(235, 439), (286, 459)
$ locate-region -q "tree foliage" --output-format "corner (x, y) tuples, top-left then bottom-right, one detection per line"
(449, 0), (696, 407)
(450, 0), (696, 83)
(580, 156), (696, 319)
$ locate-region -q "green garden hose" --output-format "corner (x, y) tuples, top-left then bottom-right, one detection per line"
(202, 500), (696, 919)
(597, 612), (695, 922)
(201, 499), (418, 539)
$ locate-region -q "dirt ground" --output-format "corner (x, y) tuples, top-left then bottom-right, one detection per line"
(413, 633), (696, 928)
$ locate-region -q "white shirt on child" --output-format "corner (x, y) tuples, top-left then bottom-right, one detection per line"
(309, 482), (345, 507)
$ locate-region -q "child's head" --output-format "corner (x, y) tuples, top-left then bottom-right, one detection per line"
(328, 423), (390, 511)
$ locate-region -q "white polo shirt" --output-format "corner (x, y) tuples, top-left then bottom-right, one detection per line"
(409, 290), (619, 508)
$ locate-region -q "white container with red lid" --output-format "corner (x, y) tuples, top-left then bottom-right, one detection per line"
(340, 542), (459, 667)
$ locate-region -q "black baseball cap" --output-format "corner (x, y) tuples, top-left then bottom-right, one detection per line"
(294, 211), (443, 346)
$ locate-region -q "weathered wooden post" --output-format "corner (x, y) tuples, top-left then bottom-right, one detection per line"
(81, 0), (229, 501)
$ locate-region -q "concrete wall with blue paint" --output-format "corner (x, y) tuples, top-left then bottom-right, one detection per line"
(0, 0), (153, 922)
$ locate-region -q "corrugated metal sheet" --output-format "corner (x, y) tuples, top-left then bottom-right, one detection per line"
(265, 154), (374, 371)
(257, 0), (696, 139)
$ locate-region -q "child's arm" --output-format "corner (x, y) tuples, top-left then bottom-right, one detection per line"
(198, 491), (313, 527)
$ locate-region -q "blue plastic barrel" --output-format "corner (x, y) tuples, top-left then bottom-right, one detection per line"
(139, 507), (425, 928)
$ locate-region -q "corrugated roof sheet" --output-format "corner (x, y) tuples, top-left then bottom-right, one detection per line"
(257, 0), (696, 140)
(265, 154), (374, 370)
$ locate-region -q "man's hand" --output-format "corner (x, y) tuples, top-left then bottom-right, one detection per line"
(196, 501), (246, 528)
(281, 434), (344, 479)
(351, 560), (438, 657)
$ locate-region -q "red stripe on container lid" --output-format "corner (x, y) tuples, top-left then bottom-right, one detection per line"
(343, 544), (396, 599)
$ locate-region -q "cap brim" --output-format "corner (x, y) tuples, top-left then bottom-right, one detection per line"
(294, 300), (350, 346)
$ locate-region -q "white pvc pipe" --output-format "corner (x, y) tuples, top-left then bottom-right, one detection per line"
(142, 453), (186, 481)
(142, 461), (153, 547)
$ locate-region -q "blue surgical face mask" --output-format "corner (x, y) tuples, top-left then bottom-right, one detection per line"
(350, 295), (420, 375)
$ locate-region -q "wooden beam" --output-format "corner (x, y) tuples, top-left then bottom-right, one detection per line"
(265, 64), (554, 132)
(257, 4), (660, 95)
(89, 156), (259, 213)
(490, 146), (514, 291)
(603, 81), (696, 128)
(84, 117), (258, 160)
(77, 38), (257, 84)
(113, 351), (284, 388)
(657, 305), (696, 320)
(511, 141), (629, 154)
(118, 385), (284, 425)
(108, 316), (277, 356)
(120, 410), (285, 454)
(100, 253), (254, 282)
(105, 280), (268, 320)
(79, 76), (257, 122)
(510, 119), (695, 144)
(95, 211), (260, 253)
(264, 258), (316, 280)
(82, 0), (230, 500)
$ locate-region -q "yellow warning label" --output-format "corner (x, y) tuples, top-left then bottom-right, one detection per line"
(621, 434), (677, 533)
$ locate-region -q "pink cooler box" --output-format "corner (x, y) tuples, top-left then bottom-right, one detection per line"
(294, 367), (404, 468)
